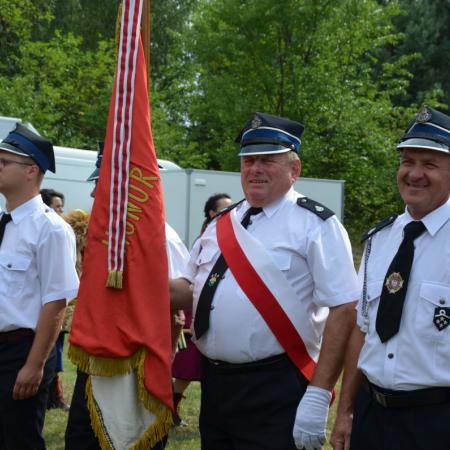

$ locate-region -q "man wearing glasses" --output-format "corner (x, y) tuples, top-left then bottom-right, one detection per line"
(0, 124), (79, 449)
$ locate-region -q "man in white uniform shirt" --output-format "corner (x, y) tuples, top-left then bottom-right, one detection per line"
(331, 106), (450, 450)
(0, 124), (79, 449)
(170, 112), (359, 450)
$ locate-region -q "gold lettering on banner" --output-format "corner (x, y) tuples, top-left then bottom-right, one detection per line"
(101, 166), (158, 247)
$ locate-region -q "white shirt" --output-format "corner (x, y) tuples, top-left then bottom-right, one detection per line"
(182, 187), (359, 363)
(357, 199), (450, 390)
(165, 222), (189, 278)
(0, 195), (79, 332)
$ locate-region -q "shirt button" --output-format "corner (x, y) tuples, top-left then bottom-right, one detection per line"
(387, 353), (394, 359)
(440, 299), (446, 305)
(210, 305), (215, 311)
(7, 263), (11, 268)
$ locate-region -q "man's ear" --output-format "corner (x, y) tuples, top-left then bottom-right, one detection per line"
(27, 163), (42, 182)
(291, 158), (301, 180)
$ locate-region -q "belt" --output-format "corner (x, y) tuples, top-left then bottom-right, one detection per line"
(205, 353), (288, 371)
(363, 377), (450, 408)
(0, 328), (34, 343)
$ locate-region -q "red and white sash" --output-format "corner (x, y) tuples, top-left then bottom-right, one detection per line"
(216, 208), (317, 382)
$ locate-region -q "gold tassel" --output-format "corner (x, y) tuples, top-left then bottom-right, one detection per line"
(116, 270), (123, 288)
(106, 270), (116, 288)
(106, 270), (123, 289)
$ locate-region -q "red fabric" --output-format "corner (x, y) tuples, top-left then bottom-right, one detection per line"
(216, 211), (336, 402)
(69, 36), (173, 410)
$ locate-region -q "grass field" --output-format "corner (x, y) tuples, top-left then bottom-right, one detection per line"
(43, 338), (340, 449)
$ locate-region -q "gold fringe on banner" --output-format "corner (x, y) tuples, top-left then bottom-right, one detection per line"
(106, 270), (123, 289)
(80, 349), (172, 450)
(68, 344), (142, 377)
(132, 351), (172, 450)
(85, 376), (115, 450)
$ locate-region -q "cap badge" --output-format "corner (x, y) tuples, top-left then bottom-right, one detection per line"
(416, 106), (432, 123)
(385, 272), (404, 294)
(251, 116), (262, 129)
(433, 307), (450, 331)
(208, 273), (220, 287)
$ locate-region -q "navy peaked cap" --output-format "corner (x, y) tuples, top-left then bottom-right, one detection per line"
(236, 112), (305, 156)
(87, 141), (104, 181)
(0, 123), (55, 173)
(397, 106), (450, 154)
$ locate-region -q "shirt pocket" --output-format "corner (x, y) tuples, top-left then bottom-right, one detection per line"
(267, 249), (292, 272)
(0, 252), (32, 298)
(357, 279), (383, 332)
(415, 283), (450, 340)
(194, 246), (220, 293)
(195, 246), (219, 267)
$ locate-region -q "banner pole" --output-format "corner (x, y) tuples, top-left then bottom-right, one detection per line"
(142, 0), (151, 83)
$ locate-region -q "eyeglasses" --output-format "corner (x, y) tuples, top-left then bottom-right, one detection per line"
(0, 157), (34, 168)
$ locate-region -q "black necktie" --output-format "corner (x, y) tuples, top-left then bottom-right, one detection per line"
(193, 207), (263, 339)
(0, 213), (12, 247)
(376, 220), (426, 343)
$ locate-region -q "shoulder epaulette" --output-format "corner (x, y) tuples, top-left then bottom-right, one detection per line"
(296, 197), (334, 220)
(213, 199), (245, 220)
(361, 214), (398, 243)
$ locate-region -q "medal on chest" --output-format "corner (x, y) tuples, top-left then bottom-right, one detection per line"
(384, 272), (404, 294)
(208, 272), (220, 287)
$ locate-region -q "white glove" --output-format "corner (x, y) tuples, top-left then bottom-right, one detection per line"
(293, 385), (332, 450)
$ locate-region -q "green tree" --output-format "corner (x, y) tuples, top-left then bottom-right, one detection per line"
(389, 0), (450, 108)
(0, 32), (115, 148)
(0, 0), (200, 166)
(186, 0), (415, 236)
(33, 0), (119, 49)
(0, 0), (52, 75)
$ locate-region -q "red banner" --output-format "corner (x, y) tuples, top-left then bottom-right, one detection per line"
(69, 1), (173, 446)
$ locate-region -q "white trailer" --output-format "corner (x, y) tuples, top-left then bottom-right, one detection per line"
(163, 168), (344, 248)
(0, 118), (345, 248)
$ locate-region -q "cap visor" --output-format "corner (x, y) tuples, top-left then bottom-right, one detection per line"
(0, 142), (31, 157)
(86, 168), (99, 181)
(397, 138), (450, 154)
(238, 144), (292, 156)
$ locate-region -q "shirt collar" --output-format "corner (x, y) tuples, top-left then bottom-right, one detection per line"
(400, 198), (450, 237)
(7, 195), (45, 224)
